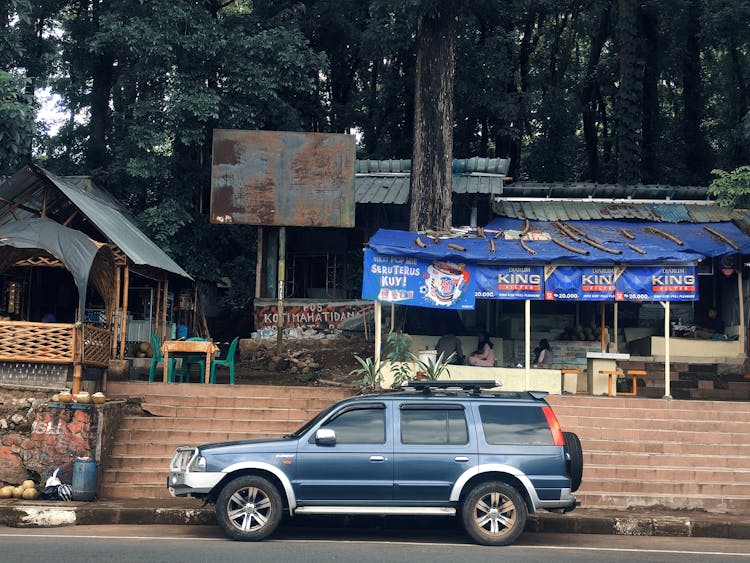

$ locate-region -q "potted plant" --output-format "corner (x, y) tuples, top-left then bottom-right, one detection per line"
(411, 351), (455, 380)
(349, 355), (383, 393)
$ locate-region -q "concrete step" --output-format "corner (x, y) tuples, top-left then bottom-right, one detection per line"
(100, 482), (172, 500)
(133, 393), (337, 410)
(110, 436), (276, 457)
(553, 404), (750, 423)
(119, 416), (302, 433)
(547, 395), (750, 412)
(582, 464), (750, 483)
(106, 381), (353, 401)
(578, 438), (750, 457)
(103, 468), (169, 485)
(575, 491), (750, 513)
(557, 414), (750, 432)
(115, 428), (288, 443)
(579, 477), (750, 497)
(584, 450), (750, 469)
(141, 403), (319, 421)
(107, 455), (171, 470)
(565, 426), (750, 445)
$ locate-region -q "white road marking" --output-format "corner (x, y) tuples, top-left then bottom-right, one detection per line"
(0, 532), (747, 557)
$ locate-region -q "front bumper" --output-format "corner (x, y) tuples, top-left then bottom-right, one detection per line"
(167, 470), (224, 497)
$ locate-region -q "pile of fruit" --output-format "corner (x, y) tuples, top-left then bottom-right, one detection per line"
(0, 480), (39, 500)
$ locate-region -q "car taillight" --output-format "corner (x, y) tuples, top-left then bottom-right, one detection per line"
(542, 405), (565, 446)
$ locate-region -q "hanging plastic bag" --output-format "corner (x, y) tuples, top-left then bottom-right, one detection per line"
(45, 468), (62, 488)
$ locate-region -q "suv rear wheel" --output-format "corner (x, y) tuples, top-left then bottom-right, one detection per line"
(216, 475), (282, 541)
(461, 481), (528, 546)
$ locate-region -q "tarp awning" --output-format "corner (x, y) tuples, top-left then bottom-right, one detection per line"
(367, 219), (750, 265)
(0, 217), (115, 314)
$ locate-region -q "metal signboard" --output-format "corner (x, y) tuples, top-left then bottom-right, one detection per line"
(210, 129), (356, 227)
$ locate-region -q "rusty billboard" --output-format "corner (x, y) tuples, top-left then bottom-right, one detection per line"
(210, 129), (356, 227)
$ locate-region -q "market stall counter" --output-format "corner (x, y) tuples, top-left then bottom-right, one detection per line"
(587, 352), (630, 396)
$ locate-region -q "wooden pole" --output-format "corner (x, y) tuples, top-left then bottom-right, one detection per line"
(154, 281), (162, 342)
(738, 267), (745, 354)
(614, 302), (619, 352)
(390, 303), (395, 332)
(255, 227), (263, 299)
(111, 266), (121, 359)
(72, 307), (84, 395)
(162, 277), (169, 342)
(119, 265), (130, 360)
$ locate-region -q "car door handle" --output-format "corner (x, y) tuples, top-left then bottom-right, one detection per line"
(454, 456), (470, 462)
(369, 455), (385, 462)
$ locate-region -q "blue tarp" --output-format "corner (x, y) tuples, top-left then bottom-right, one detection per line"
(367, 218), (750, 265)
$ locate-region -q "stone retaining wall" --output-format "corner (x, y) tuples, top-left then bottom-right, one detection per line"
(0, 401), (124, 489)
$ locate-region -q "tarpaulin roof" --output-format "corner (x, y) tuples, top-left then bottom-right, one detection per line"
(0, 217), (114, 313)
(0, 166), (191, 280)
(367, 217), (750, 265)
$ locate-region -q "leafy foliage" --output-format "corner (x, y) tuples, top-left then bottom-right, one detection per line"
(708, 166), (750, 208)
(349, 354), (382, 392)
(384, 331), (412, 387)
(412, 351), (455, 381)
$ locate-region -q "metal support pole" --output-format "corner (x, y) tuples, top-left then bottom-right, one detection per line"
(614, 302), (619, 352)
(119, 265), (130, 360)
(524, 299), (530, 390)
(374, 301), (382, 379)
(663, 301), (672, 400)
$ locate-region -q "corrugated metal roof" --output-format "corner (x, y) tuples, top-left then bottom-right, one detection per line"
(356, 173), (503, 204)
(356, 157), (511, 175)
(492, 200), (731, 223)
(503, 182), (709, 200)
(0, 166), (192, 279)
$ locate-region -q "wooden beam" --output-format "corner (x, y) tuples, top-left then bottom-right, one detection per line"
(119, 265), (130, 360)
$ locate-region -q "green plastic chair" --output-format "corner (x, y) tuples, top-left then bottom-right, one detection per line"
(178, 337), (207, 383)
(209, 337), (239, 384)
(148, 333), (177, 382)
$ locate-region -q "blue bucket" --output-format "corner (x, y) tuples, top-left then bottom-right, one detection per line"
(72, 458), (97, 501)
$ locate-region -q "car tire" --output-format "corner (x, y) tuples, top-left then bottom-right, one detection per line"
(216, 475), (283, 541)
(461, 481), (528, 546)
(563, 431), (583, 492)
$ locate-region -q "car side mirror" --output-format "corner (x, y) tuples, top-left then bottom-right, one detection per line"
(315, 428), (336, 446)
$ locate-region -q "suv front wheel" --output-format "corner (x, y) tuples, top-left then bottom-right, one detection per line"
(216, 475), (283, 541)
(461, 481), (528, 546)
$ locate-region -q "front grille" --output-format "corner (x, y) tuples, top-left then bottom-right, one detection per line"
(170, 448), (197, 471)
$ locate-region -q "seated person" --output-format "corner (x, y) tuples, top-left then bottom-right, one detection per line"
(435, 328), (464, 365)
(467, 331), (496, 367)
(695, 308), (727, 340)
(532, 338), (553, 368)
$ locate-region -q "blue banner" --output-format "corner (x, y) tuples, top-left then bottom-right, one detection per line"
(544, 266), (615, 301)
(362, 250), (476, 309)
(615, 265), (697, 301)
(474, 264), (544, 300)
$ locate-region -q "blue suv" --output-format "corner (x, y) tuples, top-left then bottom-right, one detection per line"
(168, 381), (582, 546)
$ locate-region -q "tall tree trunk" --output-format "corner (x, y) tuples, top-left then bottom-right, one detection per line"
(581, 3), (611, 181)
(86, 0), (114, 170)
(640, 3), (659, 183)
(409, 2), (458, 232)
(615, 0), (642, 184)
(681, 0), (707, 179)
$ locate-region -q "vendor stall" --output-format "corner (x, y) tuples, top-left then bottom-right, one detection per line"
(362, 215), (750, 397)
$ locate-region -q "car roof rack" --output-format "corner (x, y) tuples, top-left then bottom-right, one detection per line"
(401, 380), (502, 394)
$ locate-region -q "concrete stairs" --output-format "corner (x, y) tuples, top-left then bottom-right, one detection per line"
(100, 383), (750, 513)
(547, 395), (750, 514)
(100, 381), (354, 499)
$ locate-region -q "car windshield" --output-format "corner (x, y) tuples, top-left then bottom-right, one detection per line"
(284, 402), (340, 439)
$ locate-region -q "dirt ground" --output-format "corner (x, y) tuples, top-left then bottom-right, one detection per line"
(231, 337), (373, 387)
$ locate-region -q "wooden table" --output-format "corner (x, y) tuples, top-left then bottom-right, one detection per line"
(162, 340), (218, 384)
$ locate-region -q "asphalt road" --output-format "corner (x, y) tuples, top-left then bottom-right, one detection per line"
(1, 524), (749, 563)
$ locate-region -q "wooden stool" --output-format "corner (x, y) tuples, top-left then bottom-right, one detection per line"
(619, 369), (646, 396)
(561, 368), (584, 394)
(598, 370), (621, 396)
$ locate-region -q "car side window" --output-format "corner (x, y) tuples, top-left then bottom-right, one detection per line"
(479, 405), (553, 445)
(400, 405), (468, 445)
(320, 406), (386, 444)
